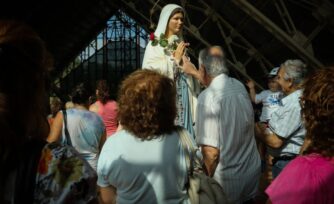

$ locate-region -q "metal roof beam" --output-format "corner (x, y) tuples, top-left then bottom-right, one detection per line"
(232, 0), (323, 69)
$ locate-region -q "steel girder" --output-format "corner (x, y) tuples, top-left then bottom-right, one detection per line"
(119, 0), (269, 89)
(232, 0), (323, 69)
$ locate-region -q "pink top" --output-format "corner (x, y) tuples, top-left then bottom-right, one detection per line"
(95, 100), (118, 137)
(266, 153), (334, 204)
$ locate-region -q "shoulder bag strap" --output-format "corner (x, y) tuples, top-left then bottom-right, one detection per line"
(62, 110), (72, 146)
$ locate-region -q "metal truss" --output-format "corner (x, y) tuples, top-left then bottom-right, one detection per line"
(118, 0), (332, 92)
(232, 0), (324, 69)
(119, 0), (266, 90)
(55, 0), (331, 93)
(54, 10), (149, 95)
(274, 0), (297, 35)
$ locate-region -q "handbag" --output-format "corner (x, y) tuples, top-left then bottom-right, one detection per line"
(177, 127), (228, 204)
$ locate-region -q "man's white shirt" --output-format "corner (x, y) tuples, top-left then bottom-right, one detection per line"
(196, 74), (261, 203)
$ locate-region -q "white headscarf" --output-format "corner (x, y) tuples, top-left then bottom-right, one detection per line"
(154, 4), (184, 37)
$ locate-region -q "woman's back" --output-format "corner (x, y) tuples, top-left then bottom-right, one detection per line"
(266, 154), (334, 204)
(97, 129), (189, 204)
(62, 109), (105, 170)
(95, 100), (118, 137)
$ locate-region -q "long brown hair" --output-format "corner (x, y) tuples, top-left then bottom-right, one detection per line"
(96, 80), (110, 104)
(0, 20), (52, 192)
(302, 67), (334, 157)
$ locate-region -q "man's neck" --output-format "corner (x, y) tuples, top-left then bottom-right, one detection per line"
(73, 104), (88, 110)
(207, 73), (227, 86)
(203, 75), (214, 87)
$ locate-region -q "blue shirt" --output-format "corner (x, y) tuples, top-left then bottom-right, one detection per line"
(269, 89), (306, 156)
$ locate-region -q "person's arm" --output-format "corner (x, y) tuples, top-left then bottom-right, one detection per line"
(196, 101), (220, 176)
(260, 105), (303, 149)
(99, 185), (117, 204)
(246, 80), (257, 103)
(201, 145), (220, 177)
(47, 111), (63, 143)
(181, 56), (210, 86)
(255, 123), (284, 148)
(182, 59), (199, 77)
(300, 137), (311, 154)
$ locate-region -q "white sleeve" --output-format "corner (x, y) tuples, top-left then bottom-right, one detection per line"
(269, 106), (302, 138)
(255, 90), (267, 104)
(195, 100), (220, 148)
(97, 138), (119, 187)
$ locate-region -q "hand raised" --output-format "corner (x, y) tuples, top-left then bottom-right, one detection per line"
(174, 41), (189, 65)
(181, 55), (196, 75)
(246, 80), (255, 89)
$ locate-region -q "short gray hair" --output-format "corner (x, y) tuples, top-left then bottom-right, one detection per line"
(281, 59), (307, 86)
(198, 47), (228, 77)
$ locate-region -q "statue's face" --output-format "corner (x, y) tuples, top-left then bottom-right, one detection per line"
(167, 12), (184, 35)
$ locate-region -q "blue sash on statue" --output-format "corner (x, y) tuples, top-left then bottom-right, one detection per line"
(175, 73), (195, 139)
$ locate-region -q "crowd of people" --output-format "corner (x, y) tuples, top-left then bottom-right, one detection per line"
(0, 3), (334, 204)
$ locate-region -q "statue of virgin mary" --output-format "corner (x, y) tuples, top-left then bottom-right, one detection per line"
(142, 4), (199, 138)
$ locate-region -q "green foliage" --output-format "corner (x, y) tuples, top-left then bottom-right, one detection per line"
(151, 39), (158, 46)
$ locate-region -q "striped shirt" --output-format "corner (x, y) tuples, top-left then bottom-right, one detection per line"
(268, 89), (306, 156)
(196, 74), (261, 203)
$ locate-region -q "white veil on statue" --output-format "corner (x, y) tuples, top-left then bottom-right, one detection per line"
(142, 4), (199, 131)
(142, 4), (184, 78)
(154, 4), (183, 38)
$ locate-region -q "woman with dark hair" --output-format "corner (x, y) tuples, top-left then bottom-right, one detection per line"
(48, 83), (106, 171)
(89, 80), (118, 137)
(0, 20), (97, 203)
(97, 70), (191, 204)
(142, 4), (200, 138)
(265, 67), (334, 204)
